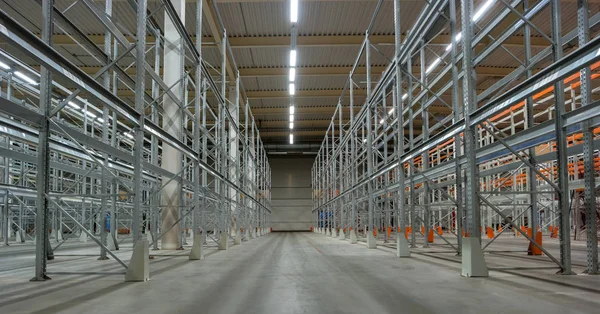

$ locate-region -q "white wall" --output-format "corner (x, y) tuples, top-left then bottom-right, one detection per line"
(270, 156), (313, 231)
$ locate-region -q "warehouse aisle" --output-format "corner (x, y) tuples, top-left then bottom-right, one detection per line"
(1, 232), (600, 314)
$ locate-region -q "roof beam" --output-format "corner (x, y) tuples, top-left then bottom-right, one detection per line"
(45, 33), (549, 48)
(34, 64), (517, 79)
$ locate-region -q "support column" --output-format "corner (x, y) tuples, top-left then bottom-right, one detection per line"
(190, 0), (204, 260)
(160, 0), (185, 250)
(31, 0), (54, 282)
(550, 0), (574, 275)
(577, 0), (598, 275)
(126, 0), (150, 282)
(394, 0), (409, 258)
(460, 0), (488, 277)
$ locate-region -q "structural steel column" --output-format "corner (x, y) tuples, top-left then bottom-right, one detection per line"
(132, 0), (148, 244)
(460, 0), (487, 277)
(32, 0), (54, 281)
(577, 0), (598, 275)
(228, 81), (239, 235)
(161, 0), (185, 250)
(449, 0), (462, 254)
(550, 0), (573, 275)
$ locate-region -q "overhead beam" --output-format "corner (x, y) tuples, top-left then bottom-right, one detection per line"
(32, 64), (522, 79)
(43, 33), (549, 49)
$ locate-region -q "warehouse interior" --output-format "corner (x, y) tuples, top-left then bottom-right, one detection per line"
(0, 0), (600, 312)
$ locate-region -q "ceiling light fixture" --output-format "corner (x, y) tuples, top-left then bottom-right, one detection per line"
(289, 83), (295, 95)
(473, 0), (494, 22)
(290, 50), (297, 67)
(289, 133), (294, 144)
(290, 122), (294, 129)
(289, 105), (295, 115)
(289, 114), (294, 122)
(425, 58), (441, 74)
(68, 101), (81, 109)
(0, 61), (10, 70)
(14, 71), (38, 85)
(290, 0), (298, 23)
(289, 67), (296, 82)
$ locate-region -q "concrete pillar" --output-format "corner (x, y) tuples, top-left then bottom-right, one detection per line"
(160, 0), (185, 250)
(219, 232), (228, 250)
(125, 239), (149, 282)
(234, 230), (242, 245)
(244, 229), (250, 241)
(331, 228), (337, 238)
(350, 229), (358, 244)
(79, 231), (88, 243)
(367, 232), (377, 249)
(461, 237), (488, 277)
(396, 232), (410, 258)
(338, 230), (345, 240)
(107, 234), (118, 251)
(189, 234), (204, 260)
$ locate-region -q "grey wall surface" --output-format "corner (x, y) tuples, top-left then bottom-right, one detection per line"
(270, 156), (313, 231)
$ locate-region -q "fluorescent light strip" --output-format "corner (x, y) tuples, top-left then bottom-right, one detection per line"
(445, 32), (463, 51)
(289, 67), (296, 82)
(289, 122), (294, 129)
(14, 71), (38, 85)
(444, 0), (493, 51)
(0, 61), (9, 70)
(289, 114), (294, 122)
(125, 132), (134, 139)
(85, 111), (97, 119)
(68, 101), (81, 109)
(290, 0), (298, 23)
(289, 83), (295, 95)
(289, 105), (295, 114)
(290, 50), (297, 67)
(289, 133), (294, 144)
(473, 0), (494, 22)
(426, 58), (441, 74)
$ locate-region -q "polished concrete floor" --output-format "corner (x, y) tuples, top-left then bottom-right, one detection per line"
(1, 232), (599, 314)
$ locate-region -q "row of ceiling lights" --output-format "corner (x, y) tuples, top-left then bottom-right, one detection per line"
(376, 0), (494, 126)
(1, 58), (107, 125)
(288, 0), (298, 144)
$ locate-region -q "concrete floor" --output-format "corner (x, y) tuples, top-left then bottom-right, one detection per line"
(0, 232), (599, 313)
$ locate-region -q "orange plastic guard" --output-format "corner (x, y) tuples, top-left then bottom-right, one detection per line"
(528, 231), (543, 256)
(486, 227), (494, 239)
(427, 229), (434, 243)
(437, 226), (443, 235)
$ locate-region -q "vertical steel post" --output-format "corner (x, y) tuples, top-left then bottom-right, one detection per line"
(32, 0), (54, 282)
(449, 0), (462, 254)
(523, 0), (539, 240)
(460, 0), (488, 277)
(550, 0), (573, 275)
(132, 0), (148, 243)
(577, 0), (597, 274)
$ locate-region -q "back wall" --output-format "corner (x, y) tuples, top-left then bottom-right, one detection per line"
(269, 156), (313, 231)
